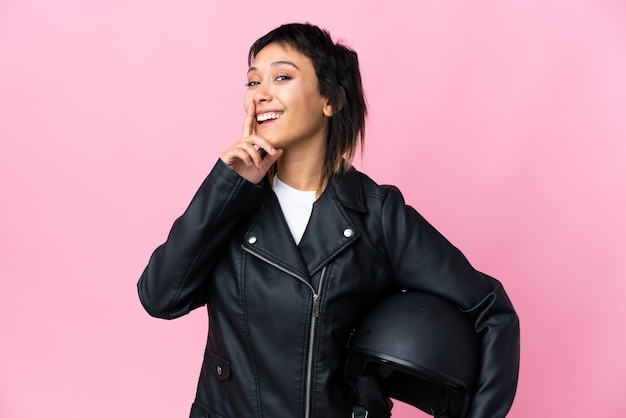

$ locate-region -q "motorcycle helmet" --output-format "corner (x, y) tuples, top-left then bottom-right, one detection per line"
(345, 291), (480, 418)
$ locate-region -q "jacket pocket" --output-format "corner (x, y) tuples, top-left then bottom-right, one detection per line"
(194, 352), (232, 417)
(190, 401), (224, 418)
(209, 352), (231, 381)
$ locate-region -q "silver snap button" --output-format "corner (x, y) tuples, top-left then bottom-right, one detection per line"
(248, 236), (257, 244)
(216, 366), (223, 375)
(343, 228), (354, 238)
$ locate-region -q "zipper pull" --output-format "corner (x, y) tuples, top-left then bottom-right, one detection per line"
(312, 294), (320, 318)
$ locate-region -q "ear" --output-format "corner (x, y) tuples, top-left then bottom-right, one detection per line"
(323, 100), (335, 117)
(323, 87), (345, 117)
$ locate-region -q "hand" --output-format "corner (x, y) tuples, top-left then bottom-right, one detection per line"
(220, 102), (283, 184)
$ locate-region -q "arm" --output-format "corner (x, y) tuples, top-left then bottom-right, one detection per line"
(138, 102), (283, 319)
(381, 186), (520, 417)
(137, 160), (265, 319)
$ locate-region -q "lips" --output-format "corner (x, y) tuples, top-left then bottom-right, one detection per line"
(256, 111), (283, 124)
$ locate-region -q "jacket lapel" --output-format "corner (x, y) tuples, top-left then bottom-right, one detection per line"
(298, 168), (366, 275)
(241, 188), (310, 280)
(241, 168), (367, 279)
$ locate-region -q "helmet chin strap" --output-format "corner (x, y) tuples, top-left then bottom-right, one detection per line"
(350, 361), (393, 418)
(352, 360), (465, 418)
(355, 372), (391, 418)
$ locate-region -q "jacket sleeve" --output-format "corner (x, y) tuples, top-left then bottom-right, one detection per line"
(137, 159), (264, 319)
(380, 186), (520, 418)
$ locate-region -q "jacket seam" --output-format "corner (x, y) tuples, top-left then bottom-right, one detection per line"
(167, 174), (247, 318)
(239, 250), (264, 418)
(378, 186), (400, 285)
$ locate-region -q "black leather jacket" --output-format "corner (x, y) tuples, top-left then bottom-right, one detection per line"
(138, 160), (519, 418)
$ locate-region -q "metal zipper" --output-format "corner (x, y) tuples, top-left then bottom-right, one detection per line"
(304, 265), (326, 418)
(242, 246), (326, 418)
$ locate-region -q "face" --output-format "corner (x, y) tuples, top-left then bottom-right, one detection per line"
(245, 43), (333, 151)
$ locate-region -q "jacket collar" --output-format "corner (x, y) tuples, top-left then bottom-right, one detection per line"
(241, 168), (366, 278)
(330, 167), (367, 213)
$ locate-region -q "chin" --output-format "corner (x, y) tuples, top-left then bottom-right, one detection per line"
(261, 133), (287, 148)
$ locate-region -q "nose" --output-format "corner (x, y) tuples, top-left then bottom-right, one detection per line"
(253, 85), (272, 104)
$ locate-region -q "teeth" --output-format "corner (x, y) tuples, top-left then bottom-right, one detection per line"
(256, 112), (281, 122)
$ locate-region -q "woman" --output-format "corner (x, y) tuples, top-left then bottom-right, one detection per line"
(138, 23), (519, 418)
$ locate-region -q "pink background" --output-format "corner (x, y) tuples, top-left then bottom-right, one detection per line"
(1, 0), (625, 416)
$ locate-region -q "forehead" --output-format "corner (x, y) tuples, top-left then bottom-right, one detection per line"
(249, 42), (313, 70)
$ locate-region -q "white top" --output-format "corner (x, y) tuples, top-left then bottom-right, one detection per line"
(272, 175), (317, 245)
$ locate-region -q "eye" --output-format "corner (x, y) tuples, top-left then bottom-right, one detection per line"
(275, 75), (292, 82)
(246, 80), (260, 87)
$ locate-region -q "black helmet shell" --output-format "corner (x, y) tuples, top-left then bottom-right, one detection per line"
(345, 291), (479, 417)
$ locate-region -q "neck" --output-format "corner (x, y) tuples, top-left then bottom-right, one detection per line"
(276, 142), (326, 191)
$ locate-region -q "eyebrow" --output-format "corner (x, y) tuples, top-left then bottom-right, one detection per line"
(247, 60), (301, 74)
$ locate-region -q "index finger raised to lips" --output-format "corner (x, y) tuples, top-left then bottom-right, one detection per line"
(242, 102), (256, 139)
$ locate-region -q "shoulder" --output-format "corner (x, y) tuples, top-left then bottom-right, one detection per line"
(331, 167), (406, 212)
